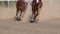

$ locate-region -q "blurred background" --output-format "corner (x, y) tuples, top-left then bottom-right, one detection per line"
(0, 0), (31, 8)
(0, 0), (52, 8)
(0, 0), (60, 8)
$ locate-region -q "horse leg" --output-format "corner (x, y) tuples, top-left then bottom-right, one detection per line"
(16, 9), (21, 21)
(16, 10), (19, 17)
(21, 10), (26, 18)
(34, 8), (42, 23)
(34, 11), (38, 20)
(33, 11), (39, 23)
(18, 10), (23, 21)
(30, 11), (36, 23)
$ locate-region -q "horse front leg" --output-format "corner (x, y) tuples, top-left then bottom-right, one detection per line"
(16, 10), (19, 17)
(34, 8), (41, 23)
(19, 10), (26, 21)
(31, 9), (40, 23)
(19, 10), (25, 21)
(16, 9), (21, 21)
(29, 11), (36, 23)
(30, 11), (39, 23)
(34, 11), (39, 23)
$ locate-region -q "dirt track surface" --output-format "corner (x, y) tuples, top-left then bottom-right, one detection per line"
(0, 3), (60, 34)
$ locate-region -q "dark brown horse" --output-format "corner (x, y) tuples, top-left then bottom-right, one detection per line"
(16, 0), (28, 21)
(30, 0), (43, 23)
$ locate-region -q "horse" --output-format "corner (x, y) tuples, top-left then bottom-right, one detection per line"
(30, 0), (43, 23)
(15, 0), (28, 21)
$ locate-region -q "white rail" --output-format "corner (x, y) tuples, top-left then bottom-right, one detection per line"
(0, 0), (17, 1)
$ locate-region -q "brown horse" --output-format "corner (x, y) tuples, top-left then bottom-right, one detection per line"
(30, 0), (43, 23)
(16, 0), (28, 21)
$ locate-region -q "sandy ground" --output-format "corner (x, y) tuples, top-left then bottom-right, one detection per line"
(0, 2), (60, 34)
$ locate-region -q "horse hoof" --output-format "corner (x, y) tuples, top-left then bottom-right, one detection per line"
(30, 21), (34, 23)
(14, 16), (21, 21)
(30, 20), (38, 23)
(16, 19), (21, 21)
(15, 17), (21, 21)
(34, 21), (37, 23)
(29, 20), (35, 23)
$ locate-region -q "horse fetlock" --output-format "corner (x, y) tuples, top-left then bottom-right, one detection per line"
(15, 15), (21, 21)
(29, 18), (35, 23)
